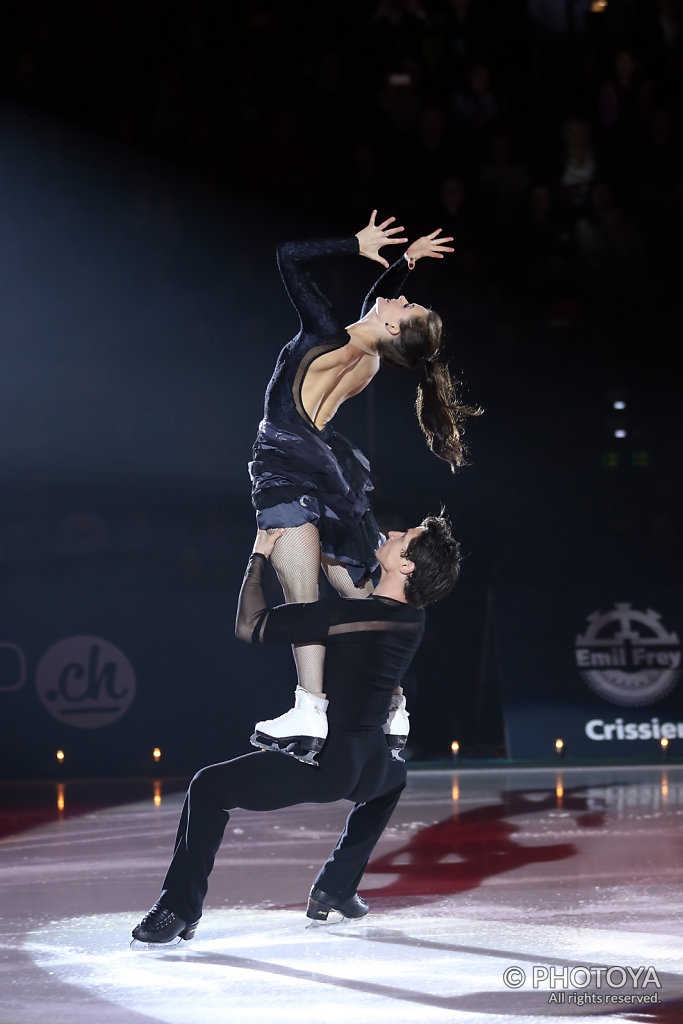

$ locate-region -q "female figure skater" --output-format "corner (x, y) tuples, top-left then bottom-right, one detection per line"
(248, 211), (477, 763)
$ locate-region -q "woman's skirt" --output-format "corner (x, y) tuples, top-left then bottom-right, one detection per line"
(249, 418), (382, 584)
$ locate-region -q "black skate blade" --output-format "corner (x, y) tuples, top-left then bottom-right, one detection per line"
(129, 935), (183, 951)
(250, 732), (322, 766)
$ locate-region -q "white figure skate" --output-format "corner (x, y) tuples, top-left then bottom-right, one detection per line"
(251, 686), (328, 766)
(383, 693), (410, 761)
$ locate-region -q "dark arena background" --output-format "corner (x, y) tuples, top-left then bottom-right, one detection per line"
(2, 0), (682, 776)
(2, 5), (683, 1024)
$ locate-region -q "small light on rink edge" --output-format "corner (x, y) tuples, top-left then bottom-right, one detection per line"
(56, 750), (65, 762)
(451, 741), (459, 755)
(153, 747), (161, 762)
(555, 738), (564, 752)
(660, 737), (669, 749)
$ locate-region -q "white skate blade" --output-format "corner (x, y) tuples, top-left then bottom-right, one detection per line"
(305, 911), (346, 929)
(129, 935), (183, 951)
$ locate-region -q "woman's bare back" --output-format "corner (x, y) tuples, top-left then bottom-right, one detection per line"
(300, 340), (380, 430)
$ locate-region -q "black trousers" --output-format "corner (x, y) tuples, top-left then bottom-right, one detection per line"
(158, 728), (406, 924)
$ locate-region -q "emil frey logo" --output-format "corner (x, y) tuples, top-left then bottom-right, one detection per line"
(36, 636), (136, 729)
(575, 603), (681, 707)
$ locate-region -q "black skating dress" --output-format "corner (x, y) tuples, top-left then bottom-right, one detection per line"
(249, 238), (410, 583)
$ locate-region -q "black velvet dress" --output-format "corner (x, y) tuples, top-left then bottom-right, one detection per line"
(249, 238), (410, 583)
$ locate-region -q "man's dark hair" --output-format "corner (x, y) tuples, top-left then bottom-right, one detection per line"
(403, 514), (461, 609)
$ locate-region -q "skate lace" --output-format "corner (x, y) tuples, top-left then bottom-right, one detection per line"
(141, 903), (174, 929)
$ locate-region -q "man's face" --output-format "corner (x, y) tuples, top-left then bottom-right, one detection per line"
(376, 527), (424, 573)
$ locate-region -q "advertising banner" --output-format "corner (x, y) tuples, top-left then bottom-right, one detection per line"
(0, 557), (290, 778)
(493, 587), (683, 760)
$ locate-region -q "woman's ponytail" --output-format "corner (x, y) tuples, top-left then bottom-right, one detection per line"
(377, 310), (482, 471)
(417, 358), (480, 471)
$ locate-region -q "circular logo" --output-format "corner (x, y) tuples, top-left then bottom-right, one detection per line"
(36, 636), (136, 729)
(575, 603), (681, 707)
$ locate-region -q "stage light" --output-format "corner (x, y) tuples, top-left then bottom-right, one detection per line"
(614, 428), (627, 439)
(153, 747), (161, 762)
(450, 741), (459, 762)
(56, 749), (65, 762)
(555, 738), (564, 752)
(613, 400), (625, 410)
(661, 737), (669, 758)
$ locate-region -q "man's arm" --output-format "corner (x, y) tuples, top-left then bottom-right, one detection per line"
(234, 551), (271, 643)
(234, 529), (334, 645)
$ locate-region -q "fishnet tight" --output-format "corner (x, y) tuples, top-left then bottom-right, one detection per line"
(268, 522), (373, 696)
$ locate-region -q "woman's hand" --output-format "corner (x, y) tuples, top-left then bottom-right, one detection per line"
(405, 229), (455, 268)
(252, 527), (285, 558)
(355, 210), (408, 268)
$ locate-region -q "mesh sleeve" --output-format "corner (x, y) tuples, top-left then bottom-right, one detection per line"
(360, 254), (411, 317)
(234, 553), (271, 643)
(277, 238), (358, 336)
(234, 553), (337, 645)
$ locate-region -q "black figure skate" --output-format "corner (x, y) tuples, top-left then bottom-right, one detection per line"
(306, 886), (369, 923)
(130, 902), (199, 950)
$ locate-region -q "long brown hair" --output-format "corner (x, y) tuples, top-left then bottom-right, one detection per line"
(377, 311), (481, 471)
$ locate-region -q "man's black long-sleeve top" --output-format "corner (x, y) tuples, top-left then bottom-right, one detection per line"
(236, 554), (424, 730)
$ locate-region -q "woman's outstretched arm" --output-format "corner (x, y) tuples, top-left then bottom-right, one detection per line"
(360, 228), (455, 318)
(276, 238), (358, 338)
(276, 212), (406, 338)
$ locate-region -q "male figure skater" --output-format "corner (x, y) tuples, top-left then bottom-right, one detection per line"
(131, 514), (460, 944)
